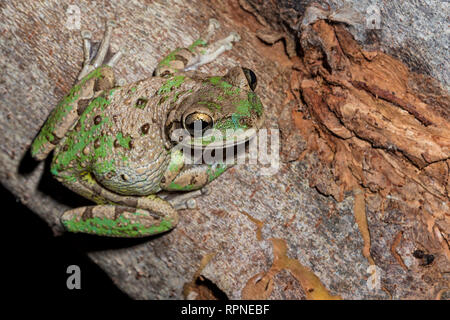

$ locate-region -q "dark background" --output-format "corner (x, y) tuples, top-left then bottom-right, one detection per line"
(3, 183), (129, 299)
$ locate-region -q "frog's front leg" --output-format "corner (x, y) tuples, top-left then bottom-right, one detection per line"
(31, 21), (123, 160)
(57, 170), (178, 238)
(160, 149), (231, 193)
(154, 18), (240, 76)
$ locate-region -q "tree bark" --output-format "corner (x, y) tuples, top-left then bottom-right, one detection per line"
(1, 0), (448, 299)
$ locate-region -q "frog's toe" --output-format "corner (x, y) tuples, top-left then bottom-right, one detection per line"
(186, 199), (197, 209)
(171, 198), (197, 210)
(81, 30), (92, 41)
(223, 42), (233, 51)
(229, 31), (241, 42)
(106, 19), (116, 28)
(165, 189), (205, 210)
(106, 46), (126, 67)
(208, 18), (221, 30)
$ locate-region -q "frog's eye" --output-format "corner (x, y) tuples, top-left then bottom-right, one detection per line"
(242, 67), (257, 91)
(184, 112), (213, 136)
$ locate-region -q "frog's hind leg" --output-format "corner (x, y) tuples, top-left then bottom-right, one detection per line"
(154, 18), (240, 76)
(61, 202), (177, 238)
(56, 170), (178, 237)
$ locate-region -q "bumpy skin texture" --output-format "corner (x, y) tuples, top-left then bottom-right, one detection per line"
(31, 20), (264, 237)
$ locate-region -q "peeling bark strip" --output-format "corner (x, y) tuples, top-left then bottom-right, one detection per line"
(242, 238), (341, 300)
(289, 16), (449, 283)
(391, 231), (408, 272)
(240, 214), (340, 300)
(353, 188), (375, 266)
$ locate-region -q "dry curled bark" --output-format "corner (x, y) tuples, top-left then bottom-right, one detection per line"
(1, 0), (448, 299)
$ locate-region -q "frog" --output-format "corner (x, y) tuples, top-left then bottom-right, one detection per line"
(31, 19), (264, 237)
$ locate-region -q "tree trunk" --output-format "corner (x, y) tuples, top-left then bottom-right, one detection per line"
(1, 0), (448, 299)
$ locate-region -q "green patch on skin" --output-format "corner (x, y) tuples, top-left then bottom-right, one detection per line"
(158, 48), (181, 68)
(167, 181), (197, 191)
(64, 174), (77, 183)
(248, 92), (263, 116)
(208, 76), (224, 86)
(167, 149), (184, 173)
(79, 171), (96, 186)
(214, 118), (236, 131)
(118, 152), (129, 163)
(93, 158), (115, 175)
(233, 114), (247, 129)
(225, 87), (241, 96)
(188, 38), (207, 52)
(144, 194), (158, 201)
(207, 77), (241, 96)
(214, 114), (247, 131)
(31, 67), (105, 157)
(116, 132), (131, 149)
(198, 100), (222, 111)
(236, 99), (252, 117)
(172, 91), (184, 103)
(207, 163), (228, 182)
(213, 92), (262, 132)
(63, 214), (173, 237)
(157, 75), (185, 95)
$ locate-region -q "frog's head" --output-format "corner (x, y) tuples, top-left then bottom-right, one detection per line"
(165, 67), (264, 149)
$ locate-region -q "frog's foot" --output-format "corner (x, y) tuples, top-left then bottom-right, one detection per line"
(159, 187), (211, 210)
(78, 20), (125, 80)
(184, 31), (241, 71)
(154, 19), (239, 76)
(61, 204), (178, 238)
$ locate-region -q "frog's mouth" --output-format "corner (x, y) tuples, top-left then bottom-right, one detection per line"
(180, 127), (258, 150)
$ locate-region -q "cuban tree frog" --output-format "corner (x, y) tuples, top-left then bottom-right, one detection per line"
(31, 19), (264, 237)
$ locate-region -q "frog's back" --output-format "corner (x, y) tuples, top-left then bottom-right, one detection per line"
(89, 78), (174, 196)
